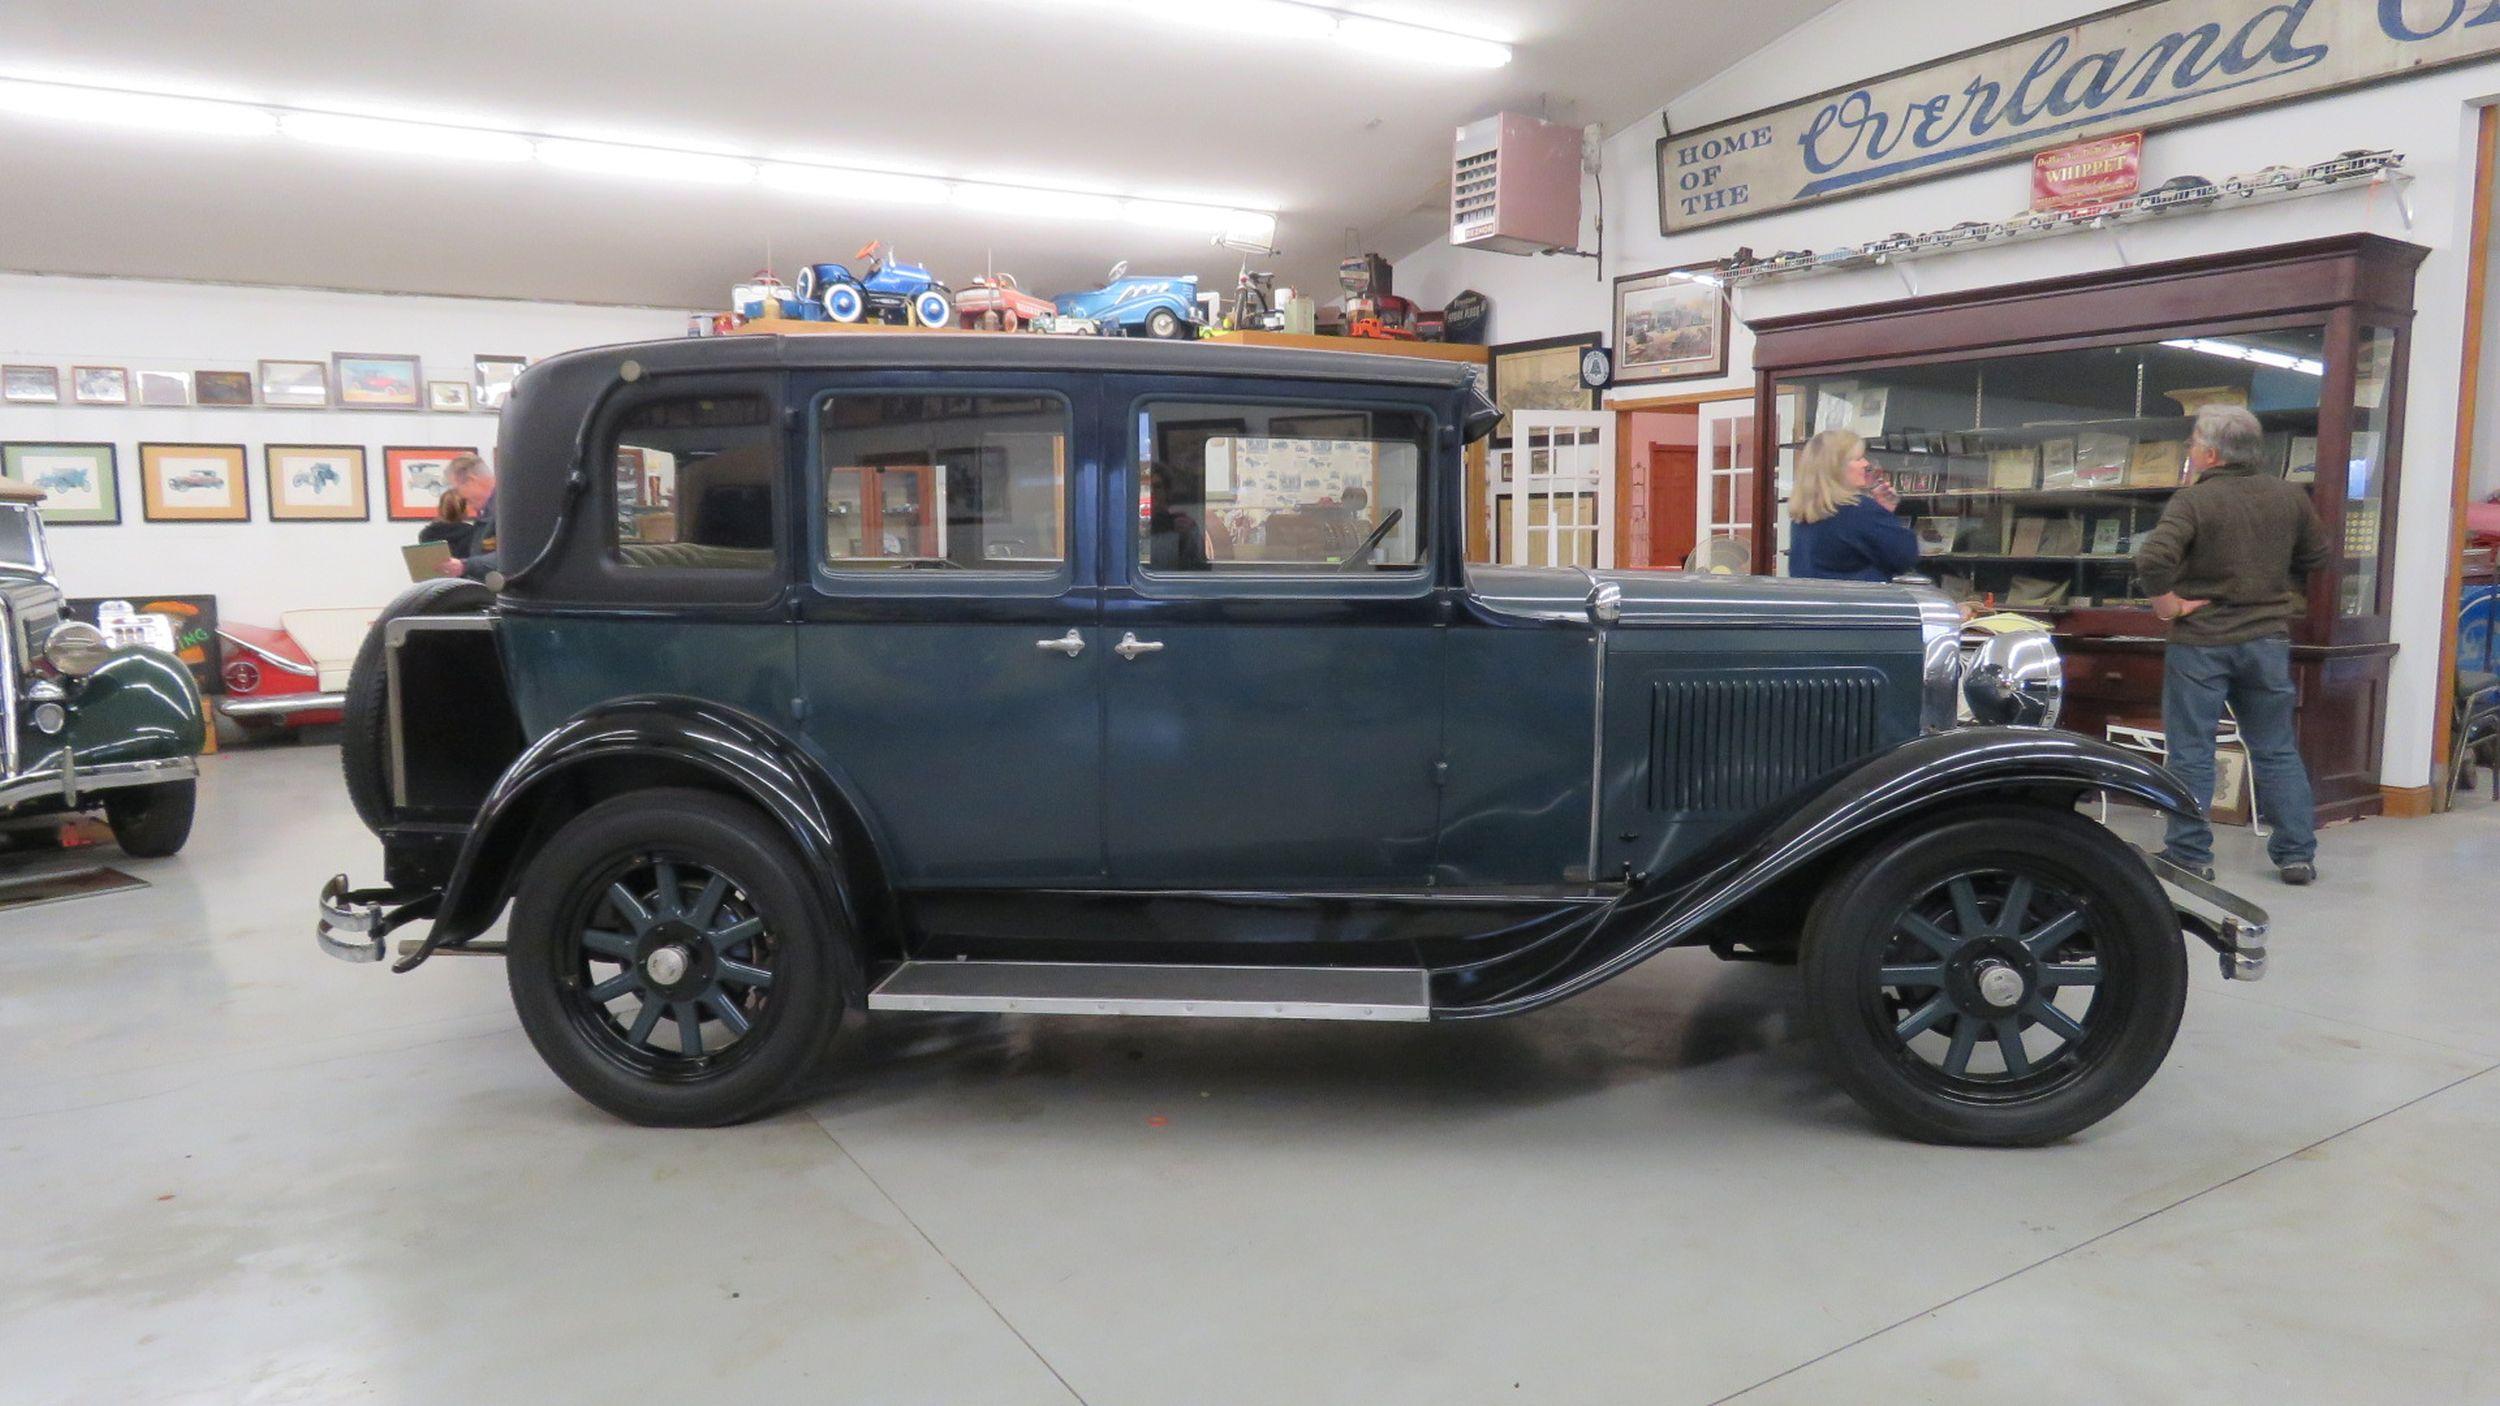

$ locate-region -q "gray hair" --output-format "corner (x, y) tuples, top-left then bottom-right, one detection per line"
(443, 452), (489, 485)
(2190, 404), (2266, 469)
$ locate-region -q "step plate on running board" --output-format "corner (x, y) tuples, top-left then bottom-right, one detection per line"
(868, 961), (1430, 1022)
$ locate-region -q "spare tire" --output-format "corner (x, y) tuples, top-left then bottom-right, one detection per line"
(342, 577), (494, 835)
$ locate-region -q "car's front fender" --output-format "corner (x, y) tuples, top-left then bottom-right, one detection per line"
(41, 646), (206, 767)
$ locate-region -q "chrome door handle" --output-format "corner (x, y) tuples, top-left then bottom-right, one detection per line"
(1036, 629), (1085, 657)
(1114, 632), (1164, 660)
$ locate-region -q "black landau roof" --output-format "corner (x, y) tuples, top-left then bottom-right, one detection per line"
(525, 330), (1482, 389)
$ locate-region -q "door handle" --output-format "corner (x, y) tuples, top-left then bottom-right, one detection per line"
(1114, 632), (1164, 661)
(1036, 629), (1086, 657)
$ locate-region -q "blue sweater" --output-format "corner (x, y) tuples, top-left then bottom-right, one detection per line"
(1791, 498), (1920, 582)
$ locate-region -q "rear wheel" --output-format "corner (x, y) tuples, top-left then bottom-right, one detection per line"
(340, 577), (493, 835)
(822, 283), (865, 323)
(1800, 807), (2186, 1146)
(105, 780), (196, 858)
(1144, 307), (1186, 339)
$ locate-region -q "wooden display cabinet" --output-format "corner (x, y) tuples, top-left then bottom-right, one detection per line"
(1747, 234), (2425, 820)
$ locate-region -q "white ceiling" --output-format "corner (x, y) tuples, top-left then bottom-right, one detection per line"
(0, 0), (1835, 311)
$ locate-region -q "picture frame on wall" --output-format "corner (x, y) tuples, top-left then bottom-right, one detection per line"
(385, 444), (477, 521)
(333, 352), (423, 410)
(1, 442), (120, 525)
(427, 380), (474, 412)
(137, 370), (192, 407)
(2, 366), (59, 404)
(474, 355), (527, 410)
(194, 369), (256, 408)
(73, 366), (130, 406)
(1611, 264), (1731, 385)
(259, 359), (330, 408)
(1486, 332), (1602, 445)
(139, 442), (252, 522)
(264, 444), (370, 521)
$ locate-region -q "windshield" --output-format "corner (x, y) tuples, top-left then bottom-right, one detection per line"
(0, 507), (43, 573)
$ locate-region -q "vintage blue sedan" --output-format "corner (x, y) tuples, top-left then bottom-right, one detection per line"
(315, 333), (2266, 1145)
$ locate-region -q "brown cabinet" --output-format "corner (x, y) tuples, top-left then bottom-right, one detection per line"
(1748, 235), (2426, 821)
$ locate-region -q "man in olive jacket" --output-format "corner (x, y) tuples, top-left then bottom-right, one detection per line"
(2133, 404), (2327, 885)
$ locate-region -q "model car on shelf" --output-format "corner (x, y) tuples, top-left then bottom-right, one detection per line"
(794, 242), (953, 328)
(315, 332), (2269, 1146)
(217, 606), (381, 732)
(953, 273), (1056, 332)
(1037, 262), (1202, 338)
(0, 482), (204, 857)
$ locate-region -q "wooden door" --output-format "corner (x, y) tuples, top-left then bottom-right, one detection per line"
(1648, 441), (1699, 569)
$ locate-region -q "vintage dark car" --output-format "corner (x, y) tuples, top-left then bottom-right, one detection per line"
(315, 334), (2267, 1145)
(0, 482), (204, 855)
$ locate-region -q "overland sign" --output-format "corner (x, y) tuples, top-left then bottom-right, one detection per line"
(1658, 0), (2500, 232)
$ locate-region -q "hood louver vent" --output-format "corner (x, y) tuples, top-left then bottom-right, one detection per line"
(1648, 671), (1882, 814)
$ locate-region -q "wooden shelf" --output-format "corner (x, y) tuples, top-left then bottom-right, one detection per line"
(1200, 329), (1489, 364)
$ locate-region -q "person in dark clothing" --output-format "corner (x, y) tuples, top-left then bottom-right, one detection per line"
(2134, 403), (2328, 885)
(432, 453), (500, 582)
(417, 489), (476, 559)
(1788, 429), (1919, 582)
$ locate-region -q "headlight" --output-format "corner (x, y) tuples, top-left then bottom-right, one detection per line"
(1909, 587), (1964, 733)
(1964, 631), (2065, 728)
(42, 621), (112, 676)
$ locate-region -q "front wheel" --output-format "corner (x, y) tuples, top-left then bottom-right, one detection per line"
(105, 779), (196, 858)
(1143, 307), (1187, 340)
(506, 789), (853, 1126)
(821, 283), (865, 323)
(1800, 806), (2186, 1147)
(912, 289), (952, 329)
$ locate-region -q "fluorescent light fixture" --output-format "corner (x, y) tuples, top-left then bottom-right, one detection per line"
(1219, 209), (1280, 250)
(279, 111), (532, 162)
(760, 162), (951, 203)
(0, 78), (277, 136)
(537, 137), (755, 184)
(1003, 0), (1508, 66)
(954, 183), (1124, 219)
(1156, 0), (1340, 40)
(1333, 15), (1511, 67)
(1122, 199), (1240, 231)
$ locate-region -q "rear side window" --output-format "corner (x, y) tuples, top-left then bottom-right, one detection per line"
(612, 394), (778, 571)
(818, 394), (1069, 573)
(1138, 402), (1428, 574)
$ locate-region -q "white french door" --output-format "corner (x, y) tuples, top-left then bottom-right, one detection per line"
(1489, 410), (1615, 568)
(1693, 394), (1802, 573)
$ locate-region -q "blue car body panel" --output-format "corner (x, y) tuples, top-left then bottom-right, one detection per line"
(1054, 275), (1201, 332)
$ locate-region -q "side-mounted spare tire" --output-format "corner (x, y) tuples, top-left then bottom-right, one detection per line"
(341, 577), (495, 835)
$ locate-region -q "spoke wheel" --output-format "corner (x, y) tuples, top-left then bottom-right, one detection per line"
(559, 854), (781, 1080)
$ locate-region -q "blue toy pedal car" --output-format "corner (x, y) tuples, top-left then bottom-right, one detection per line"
(1040, 262), (1202, 339)
(795, 242), (953, 328)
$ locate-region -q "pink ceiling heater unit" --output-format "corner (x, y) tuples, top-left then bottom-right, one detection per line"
(1450, 112), (1585, 255)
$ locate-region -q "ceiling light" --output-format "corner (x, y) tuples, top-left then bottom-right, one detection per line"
(1122, 199), (1240, 231)
(1153, 0), (1341, 40)
(0, 78), (277, 136)
(1332, 15), (1511, 67)
(759, 162), (951, 204)
(954, 183), (1125, 219)
(1007, 1), (1509, 67)
(537, 137), (755, 184)
(279, 112), (532, 162)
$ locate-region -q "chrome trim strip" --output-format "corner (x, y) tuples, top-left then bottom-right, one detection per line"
(1586, 624), (1607, 880)
(217, 691), (345, 719)
(212, 631), (319, 677)
(0, 755), (194, 810)
(0, 596), (19, 783)
(867, 960), (1430, 1022)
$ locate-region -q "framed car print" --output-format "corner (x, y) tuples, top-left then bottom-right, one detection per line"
(385, 445), (475, 521)
(264, 444), (370, 521)
(334, 353), (423, 410)
(474, 354), (526, 410)
(1486, 333), (1601, 445)
(137, 370), (192, 407)
(427, 379), (474, 412)
(139, 443), (251, 522)
(195, 369), (256, 407)
(1612, 264), (1731, 385)
(1, 442), (120, 525)
(259, 359), (330, 408)
(73, 366), (130, 406)
(2, 365), (59, 404)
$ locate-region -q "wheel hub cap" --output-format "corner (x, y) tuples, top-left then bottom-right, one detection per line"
(645, 945), (691, 985)
(1974, 960), (2026, 1009)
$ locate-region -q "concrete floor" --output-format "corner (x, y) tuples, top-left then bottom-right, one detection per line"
(3, 743), (2496, 1405)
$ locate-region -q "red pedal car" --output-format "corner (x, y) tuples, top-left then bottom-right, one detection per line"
(953, 273), (1057, 332)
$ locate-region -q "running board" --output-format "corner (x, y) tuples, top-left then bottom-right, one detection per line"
(867, 961), (1431, 1022)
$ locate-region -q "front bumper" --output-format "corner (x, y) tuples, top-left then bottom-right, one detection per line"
(2141, 847), (2269, 980)
(317, 873), (454, 965)
(0, 753), (196, 812)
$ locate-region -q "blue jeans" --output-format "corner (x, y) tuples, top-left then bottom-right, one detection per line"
(2161, 636), (2318, 869)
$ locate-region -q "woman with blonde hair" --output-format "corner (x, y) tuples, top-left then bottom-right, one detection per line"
(1788, 429), (1918, 582)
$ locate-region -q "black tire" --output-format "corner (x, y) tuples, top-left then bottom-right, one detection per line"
(505, 788), (853, 1126)
(341, 577), (493, 835)
(1145, 307), (1186, 340)
(1800, 806), (2187, 1147)
(104, 779), (196, 858)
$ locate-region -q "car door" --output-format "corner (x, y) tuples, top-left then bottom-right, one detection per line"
(791, 375), (1104, 885)
(1098, 378), (1446, 887)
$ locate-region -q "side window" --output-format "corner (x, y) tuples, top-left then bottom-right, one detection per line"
(612, 393), (778, 570)
(1139, 402), (1427, 574)
(819, 394), (1068, 572)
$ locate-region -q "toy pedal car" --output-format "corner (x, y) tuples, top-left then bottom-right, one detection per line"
(315, 333), (2269, 1147)
(795, 242), (953, 328)
(954, 274), (1055, 332)
(1038, 262), (1201, 339)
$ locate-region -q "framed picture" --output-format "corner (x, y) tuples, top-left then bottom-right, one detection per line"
(195, 369), (255, 408)
(72, 366), (130, 406)
(427, 379), (474, 412)
(1, 442), (120, 525)
(474, 355), (527, 410)
(3, 366), (59, 404)
(138, 443), (251, 522)
(259, 359), (330, 408)
(1486, 333), (1601, 445)
(385, 445), (476, 521)
(264, 444), (370, 521)
(138, 370), (192, 407)
(1611, 264), (1731, 385)
(333, 353), (422, 410)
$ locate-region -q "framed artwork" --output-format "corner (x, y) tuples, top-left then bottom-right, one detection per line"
(427, 379), (474, 412)
(259, 359), (330, 408)
(138, 370), (192, 407)
(1486, 333), (1601, 445)
(1, 442), (120, 525)
(474, 355), (527, 410)
(72, 366), (130, 406)
(1611, 264), (1731, 385)
(195, 369), (255, 408)
(3, 366), (59, 404)
(139, 443), (251, 522)
(385, 445), (475, 521)
(334, 353), (422, 410)
(264, 444), (370, 521)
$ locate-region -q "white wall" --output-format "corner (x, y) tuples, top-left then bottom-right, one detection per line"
(1400, 0), (2500, 793)
(0, 274), (691, 624)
